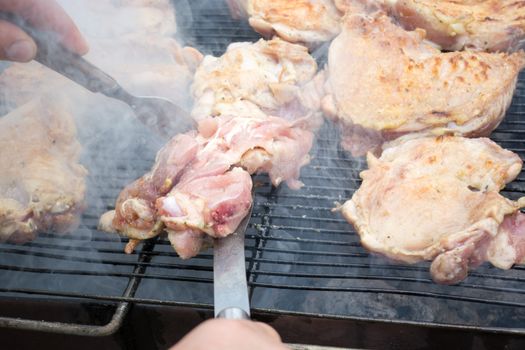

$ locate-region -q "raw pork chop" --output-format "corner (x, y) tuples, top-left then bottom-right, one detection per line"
(384, 0), (525, 52)
(191, 38), (323, 128)
(340, 136), (525, 284)
(322, 13), (525, 156)
(0, 99), (87, 243)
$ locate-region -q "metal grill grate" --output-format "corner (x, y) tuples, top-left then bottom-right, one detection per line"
(1, 0), (525, 336)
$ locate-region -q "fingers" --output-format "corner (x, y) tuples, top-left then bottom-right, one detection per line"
(0, 20), (36, 62)
(170, 319), (287, 350)
(0, 0), (88, 56)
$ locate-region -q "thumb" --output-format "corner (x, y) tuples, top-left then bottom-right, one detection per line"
(249, 322), (283, 342)
(0, 20), (36, 62)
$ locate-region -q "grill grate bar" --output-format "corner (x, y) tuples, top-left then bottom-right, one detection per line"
(249, 283), (525, 308)
(254, 270), (525, 291)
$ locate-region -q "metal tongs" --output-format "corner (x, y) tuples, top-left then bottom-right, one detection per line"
(213, 199), (253, 319)
(0, 12), (195, 138)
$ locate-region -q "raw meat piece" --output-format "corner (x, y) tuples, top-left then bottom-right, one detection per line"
(340, 136), (525, 284)
(108, 133), (199, 240)
(101, 113), (314, 258)
(384, 0), (525, 52)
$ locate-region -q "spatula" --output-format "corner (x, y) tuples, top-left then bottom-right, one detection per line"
(213, 198), (253, 320)
(0, 12), (195, 138)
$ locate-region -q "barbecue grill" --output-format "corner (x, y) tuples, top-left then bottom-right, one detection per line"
(1, 1), (525, 349)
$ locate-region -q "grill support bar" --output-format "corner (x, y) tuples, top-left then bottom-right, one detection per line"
(0, 240), (155, 336)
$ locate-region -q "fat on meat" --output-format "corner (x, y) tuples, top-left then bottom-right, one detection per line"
(340, 136), (525, 284)
(0, 99), (87, 243)
(322, 12), (525, 156)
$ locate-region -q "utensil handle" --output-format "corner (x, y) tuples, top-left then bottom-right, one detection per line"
(216, 307), (250, 320)
(0, 12), (120, 96)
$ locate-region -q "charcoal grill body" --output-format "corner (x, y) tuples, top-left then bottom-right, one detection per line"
(1, 1), (525, 349)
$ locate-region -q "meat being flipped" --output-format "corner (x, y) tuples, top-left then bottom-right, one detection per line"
(100, 112), (314, 258)
(227, 0), (343, 46)
(340, 136), (525, 284)
(322, 13), (525, 157)
(0, 99), (87, 244)
(191, 37), (323, 129)
(382, 0), (525, 52)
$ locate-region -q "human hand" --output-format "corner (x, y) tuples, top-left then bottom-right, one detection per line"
(0, 0), (88, 62)
(170, 319), (289, 350)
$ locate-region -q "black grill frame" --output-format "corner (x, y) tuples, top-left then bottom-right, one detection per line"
(1, 0), (525, 339)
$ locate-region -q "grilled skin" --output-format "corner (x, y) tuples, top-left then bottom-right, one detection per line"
(322, 13), (525, 156)
(0, 100), (87, 243)
(384, 0), (525, 52)
(245, 0), (343, 46)
(341, 136), (525, 284)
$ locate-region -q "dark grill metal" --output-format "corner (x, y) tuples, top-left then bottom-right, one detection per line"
(1, 0), (525, 341)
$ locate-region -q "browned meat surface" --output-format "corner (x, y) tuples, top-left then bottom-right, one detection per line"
(191, 38), (323, 129)
(0, 99), (87, 243)
(60, 0), (177, 39)
(322, 13), (525, 156)
(384, 0), (525, 52)
(340, 136), (525, 284)
(244, 0), (342, 46)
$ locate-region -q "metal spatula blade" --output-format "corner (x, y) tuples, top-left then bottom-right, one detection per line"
(213, 200), (253, 320)
(117, 92), (195, 138)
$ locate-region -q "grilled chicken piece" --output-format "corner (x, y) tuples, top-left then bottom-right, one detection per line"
(383, 0), (525, 52)
(340, 136), (525, 284)
(0, 99), (87, 243)
(243, 0), (342, 46)
(101, 112), (314, 258)
(322, 13), (525, 156)
(191, 38), (322, 128)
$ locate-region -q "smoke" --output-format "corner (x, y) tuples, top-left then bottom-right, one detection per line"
(0, 0), (372, 325)
(0, 0), (198, 299)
